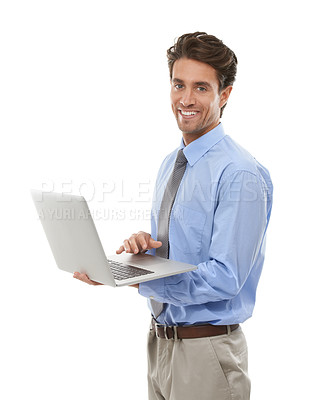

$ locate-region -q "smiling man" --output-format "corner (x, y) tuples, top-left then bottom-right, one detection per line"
(74, 32), (273, 400)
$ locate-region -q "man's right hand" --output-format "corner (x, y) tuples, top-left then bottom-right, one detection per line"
(116, 231), (162, 255)
(73, 272), (103, 285)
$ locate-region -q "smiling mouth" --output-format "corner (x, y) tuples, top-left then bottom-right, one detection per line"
(178, 109), (199, 119)
(179, 109), (198, 115)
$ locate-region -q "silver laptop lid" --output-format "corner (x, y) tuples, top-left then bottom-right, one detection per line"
(31, 190), (116, 286)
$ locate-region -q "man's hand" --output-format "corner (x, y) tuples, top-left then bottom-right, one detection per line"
(73, 272), (103, 285)
(116, 231), (162, 255)
(73, 272), (139, 289)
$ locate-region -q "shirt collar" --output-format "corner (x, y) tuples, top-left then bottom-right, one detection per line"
(180, 123), (226, 167)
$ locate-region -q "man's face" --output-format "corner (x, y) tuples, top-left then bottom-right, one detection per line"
(170, 58), (232, 143)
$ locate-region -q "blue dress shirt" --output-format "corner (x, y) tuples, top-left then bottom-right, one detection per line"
(139, 123), (273, 326)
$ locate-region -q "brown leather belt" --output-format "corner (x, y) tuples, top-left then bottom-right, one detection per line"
(151, 318), (239, 340)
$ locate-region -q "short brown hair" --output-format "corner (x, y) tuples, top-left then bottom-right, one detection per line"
(167, 32), (238, 117)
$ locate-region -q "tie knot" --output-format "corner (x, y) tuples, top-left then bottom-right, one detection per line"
(175, 149), (187, 165)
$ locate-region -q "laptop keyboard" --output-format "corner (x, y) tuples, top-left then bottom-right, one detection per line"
(107, 259), (154, 281)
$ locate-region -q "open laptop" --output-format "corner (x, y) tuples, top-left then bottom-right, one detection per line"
(31, 190), (197, 287)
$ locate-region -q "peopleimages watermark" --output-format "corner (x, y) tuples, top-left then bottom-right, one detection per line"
(35, 176), (268, 205)
(32, 177), (269, 222)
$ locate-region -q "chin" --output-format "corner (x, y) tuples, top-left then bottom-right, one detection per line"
(177, 122), (199, 134)
(179, 126), (203, 135)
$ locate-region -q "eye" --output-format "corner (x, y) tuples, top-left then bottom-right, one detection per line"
(174, 84), (183, 90)
(197, 86), (207, 92)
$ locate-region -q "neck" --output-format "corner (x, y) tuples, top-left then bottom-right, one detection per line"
(182, 121), (220, 146)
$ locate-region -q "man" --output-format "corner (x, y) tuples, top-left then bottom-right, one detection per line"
(74, 32), (273, 400)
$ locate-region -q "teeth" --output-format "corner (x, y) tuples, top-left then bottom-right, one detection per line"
(180, 110), (197, 116)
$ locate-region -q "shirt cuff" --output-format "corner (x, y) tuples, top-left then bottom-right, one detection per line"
(138, 278), (166, 302)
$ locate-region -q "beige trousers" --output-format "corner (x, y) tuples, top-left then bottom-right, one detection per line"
(147, 324), (250, 400)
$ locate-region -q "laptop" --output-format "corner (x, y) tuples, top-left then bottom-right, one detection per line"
(31, 190), (197, 287)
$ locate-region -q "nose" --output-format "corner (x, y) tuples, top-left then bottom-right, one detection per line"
(180, 88), (196, 107)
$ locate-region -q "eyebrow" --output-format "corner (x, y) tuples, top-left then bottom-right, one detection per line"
(172, 78), (212, 89)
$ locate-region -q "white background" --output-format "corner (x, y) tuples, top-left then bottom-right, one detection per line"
(1, 1), (309, 399)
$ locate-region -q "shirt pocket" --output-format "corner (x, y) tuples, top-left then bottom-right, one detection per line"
(169, 203), (207, 255)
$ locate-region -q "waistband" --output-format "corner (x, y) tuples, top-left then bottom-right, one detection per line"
(151, 318), (239, 340)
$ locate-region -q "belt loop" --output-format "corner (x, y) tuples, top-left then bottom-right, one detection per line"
(227, 325), (231, 336)
(164, 326), (169, 340)
(173, 325), (179, 341)
(155, 323), (160, 338)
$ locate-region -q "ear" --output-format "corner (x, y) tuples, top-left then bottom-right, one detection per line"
(219, 86), (233, 108)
